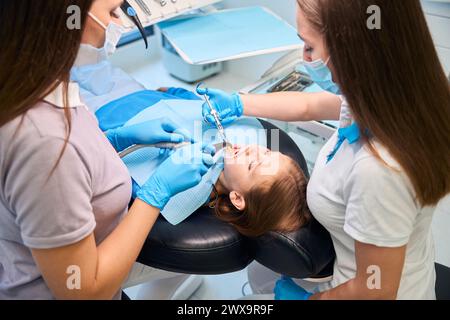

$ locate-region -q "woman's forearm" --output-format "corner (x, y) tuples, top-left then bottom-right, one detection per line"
(310, 278), (398, 300)
(33, 199), (161, 300)
(241, 92), (311, 121)
(240, 91), (341, 122)
(92, 199), (160, 298)
(310, 242), (405, 300)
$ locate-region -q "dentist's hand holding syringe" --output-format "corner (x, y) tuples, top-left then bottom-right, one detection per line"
(196, 87), (245, 126)
(197, 85), (341, 126)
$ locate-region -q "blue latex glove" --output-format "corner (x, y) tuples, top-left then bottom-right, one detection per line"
(131, 178), (141, 199)
(105, 118), (192, 152)
(136, 143), (216, 209)
(196, 87), (244, 126)
(274, 276), (313, 300)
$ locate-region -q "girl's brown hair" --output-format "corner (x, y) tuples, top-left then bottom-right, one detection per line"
(214, 157), (310, 238)
(0, 0), (93, 170)
(298, 0), (450, 206)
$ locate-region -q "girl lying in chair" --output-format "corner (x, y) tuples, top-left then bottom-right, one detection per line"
(212, 144), (310, 237)
(98, 89), (311, 237)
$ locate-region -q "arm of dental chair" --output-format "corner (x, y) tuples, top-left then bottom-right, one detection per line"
(137, 207), (253, 274)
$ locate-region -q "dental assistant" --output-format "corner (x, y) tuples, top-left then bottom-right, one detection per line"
(201, 0), (450, 300)
(0, 0), (214, 300)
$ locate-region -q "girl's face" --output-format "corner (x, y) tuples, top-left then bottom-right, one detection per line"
(219, 145), (291, 210)
(81, 0), (124, 48)
(296, 4), (328, 63)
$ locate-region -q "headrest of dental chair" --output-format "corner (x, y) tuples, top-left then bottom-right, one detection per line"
(252, 219), (335, 279)
(252, 120), (335, 279)
(137, 119), (335, 279)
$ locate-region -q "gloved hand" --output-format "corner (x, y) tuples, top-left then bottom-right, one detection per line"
(105, 118), (192, 152)
(196, 87), (244, 126)
(274, 276), (313, 300)
(136, 143), (216, 209)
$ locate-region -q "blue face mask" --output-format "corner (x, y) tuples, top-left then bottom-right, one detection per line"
(303, 57), (341, 95)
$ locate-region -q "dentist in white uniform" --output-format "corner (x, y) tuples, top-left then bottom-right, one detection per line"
(199, 0), (450, 299)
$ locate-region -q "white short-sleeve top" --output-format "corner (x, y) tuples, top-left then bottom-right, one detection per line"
(307, 97), (437, 300)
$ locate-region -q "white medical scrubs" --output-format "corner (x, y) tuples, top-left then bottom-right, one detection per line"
(307, 97), (437, 299)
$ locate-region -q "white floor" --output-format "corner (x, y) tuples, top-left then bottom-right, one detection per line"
(124, 268), (252, 300)
(190, 270), (252, 300)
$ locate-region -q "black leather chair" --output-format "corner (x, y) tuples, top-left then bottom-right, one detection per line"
(436, 263), (450, 300)
(137, 119), (336, 279)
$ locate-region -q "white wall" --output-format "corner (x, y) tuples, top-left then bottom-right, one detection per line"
(221, 0), (297, 26)
(422, 0), (450, 77)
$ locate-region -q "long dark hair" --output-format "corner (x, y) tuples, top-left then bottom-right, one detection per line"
(298, 0), (450, 206)
(0, 0), (93, 171)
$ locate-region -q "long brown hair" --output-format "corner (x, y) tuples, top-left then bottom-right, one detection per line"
(214, 157), (311, 238)
(298, 0), (450, 206)
(0, 0), (93, 171)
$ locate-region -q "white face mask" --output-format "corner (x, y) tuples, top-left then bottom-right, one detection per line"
(88, 12), (125, 57)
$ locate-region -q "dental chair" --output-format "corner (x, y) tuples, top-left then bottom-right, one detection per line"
(134, 119), (450, 300)
(136, 120), (336, 283)
(436, 263), (450, 300)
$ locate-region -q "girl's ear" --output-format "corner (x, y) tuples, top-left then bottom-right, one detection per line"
(229, 191), (246, 211)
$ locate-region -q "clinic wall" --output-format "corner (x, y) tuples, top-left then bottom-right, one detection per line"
(222, 0), (450, 80)
(421, 1), (450, 77)
(221, 0), (297, 26)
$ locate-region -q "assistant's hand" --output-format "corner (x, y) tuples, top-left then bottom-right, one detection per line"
(105, 118), (192, 152)
(274, 276), (313, 300)
(196, 87), (244, 126)
(136, 143), (216, 209)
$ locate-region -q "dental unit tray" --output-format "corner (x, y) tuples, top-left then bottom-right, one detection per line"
(161, 35), (223, 83)
(240, 50), (314, 95)
(157, 6), (302, 65)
